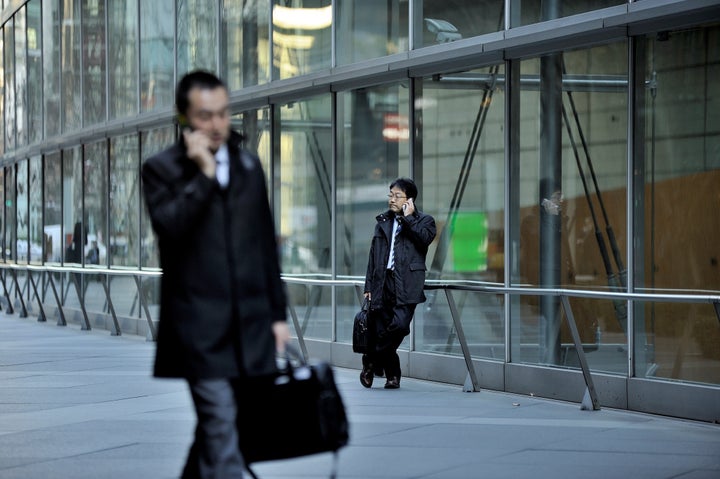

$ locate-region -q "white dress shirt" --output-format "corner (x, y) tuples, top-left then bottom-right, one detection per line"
(215, 144), (230, 188)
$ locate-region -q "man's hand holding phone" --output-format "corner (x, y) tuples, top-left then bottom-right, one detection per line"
(183, 128), (216, 179)
(402, 198), (415, 216)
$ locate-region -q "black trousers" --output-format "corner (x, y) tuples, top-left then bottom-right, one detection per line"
(363, 270), (416, 379)
(182, 378), (247, 479)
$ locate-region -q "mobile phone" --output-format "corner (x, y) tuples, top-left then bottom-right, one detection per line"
(177, 113), (190, 129)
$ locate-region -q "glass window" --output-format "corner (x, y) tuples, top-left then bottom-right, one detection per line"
(108, 0), (138, 119)
(4, 21), (15, 150)
(44, 152), (61, 263)
(140, 0), (174, 112)
(43, 0), (61, 137)
(85, 141), (108, 267)
(140, 126), (175, 269)
(15, 8), (27, 147)
(16, 160), (28, 263)
(231, 107), (271, 183)
(82, 0), (107, 125)
(414, 65), (506, 359)
(62, 146), (83, 264)
(0, 169), (4, 259)
(29, 155), (42, 264)
(27, 1), (42, 144)
(0, 29), (4, 154)
(61, 0), (81, 131)
(4, 165), (15, 261)
(633, 24), (720, 385)
(272, 0), (331, 79)
(336, 82), (411, 344)
(278, 96), (332, 340)
(336, 0), (408, 66)
(511, 42), (628, 373)
(110, 135), (139, 267)
(177, 0), (217, 77)
(418, 0), (503, 48)
(221, 0), (270, 90)
(509, 0), (626, 28)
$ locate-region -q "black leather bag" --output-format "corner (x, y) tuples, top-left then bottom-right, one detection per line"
(352, 297), (370, 354)
(237, 345), (349, 477)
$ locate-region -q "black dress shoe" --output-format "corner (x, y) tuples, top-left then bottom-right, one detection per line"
(384, 377), (400, 389)
(360, 367), (374, 388)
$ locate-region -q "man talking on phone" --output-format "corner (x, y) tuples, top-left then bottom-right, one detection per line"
(361, 178), (436, 389)
(142, 70), (290, 478)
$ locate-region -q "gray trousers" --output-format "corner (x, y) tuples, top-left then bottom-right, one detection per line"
(181, 379), (247, 479)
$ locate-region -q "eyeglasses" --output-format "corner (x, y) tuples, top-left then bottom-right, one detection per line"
(387, 194), (407, 199)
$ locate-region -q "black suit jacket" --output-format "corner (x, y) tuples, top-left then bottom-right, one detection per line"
(142, 131), (286, 379)
(364, 210), (437, 309)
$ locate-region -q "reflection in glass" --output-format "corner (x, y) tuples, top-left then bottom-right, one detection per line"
(512, 43), (628, 371)
(83, 141), (108, 315)
(0, 31), (4, 154)
(16, 160), (28, 263)
(415, 65), (506, 359)
(232, 108), (271, 184)
(43, 0), (61, 137)
(27, 1), (42, 144)
(110, 135), (139, 267)
(62, 147), (83, 265)
(509, 0), (625, 28)
(108, 0), (138, 119)
(15, 8), (27, 146)
(82, 0), (107, 125)
(418, 0), (503, 48)
(61, 0), (81, 131)
(0, 170), (3, 259)
(634, 25), (720, 385)
(4, 21), (15, 150)
(29, 156), (42, 264)
(140, 0), (174, 112)
(272, 0), (331, 79)
(177, 0), (217, 76)
(278, 96), (332, 340)
(140, 126), (175, 269)
(222, 0), (270, 90)
(85, 141), (108, 267)
(44, 152), (61, 263)
(336, 83), (410, 344)
(4, 166), (15, 261)
(336, 0), (408, 66)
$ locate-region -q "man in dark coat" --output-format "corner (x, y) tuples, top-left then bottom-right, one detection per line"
(361, 178), (436, 389)
(142, 70), (290, 479)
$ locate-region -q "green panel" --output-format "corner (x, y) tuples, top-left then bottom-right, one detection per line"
(450, 211), (488, 272)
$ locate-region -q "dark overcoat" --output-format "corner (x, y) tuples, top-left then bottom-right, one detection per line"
(364, 209), (437, 309)
(142, 131), (286, 380)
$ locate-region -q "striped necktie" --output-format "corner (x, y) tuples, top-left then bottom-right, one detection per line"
(388, 218), (402, 270)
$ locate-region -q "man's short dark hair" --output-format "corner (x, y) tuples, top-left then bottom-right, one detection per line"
(175, 70), (227, 116)
(390, 177), (418, 201)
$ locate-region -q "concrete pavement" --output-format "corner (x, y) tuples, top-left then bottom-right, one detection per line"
(1, 312), (719, 479)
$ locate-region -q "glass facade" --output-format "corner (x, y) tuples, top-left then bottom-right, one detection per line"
(0, 0), (718, 421)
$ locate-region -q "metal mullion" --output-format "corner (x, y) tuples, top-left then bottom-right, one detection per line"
(330, 91), (337, 342)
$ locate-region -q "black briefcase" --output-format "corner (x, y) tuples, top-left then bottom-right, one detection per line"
(236, 345), (349, 476)
(352, 297), (370, 354)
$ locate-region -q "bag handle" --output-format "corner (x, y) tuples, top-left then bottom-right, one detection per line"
(361, 296), (370, 311)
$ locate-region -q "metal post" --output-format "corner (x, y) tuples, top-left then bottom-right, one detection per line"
(560, 295), (600, 410)
(100, 275), (121, 336)
(444, 289), (480, 392)
(46, 272), (66, 326)
(286, 294), (309, 362)
(27, 271), (47, 322)
(132, 275), (156, 341)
